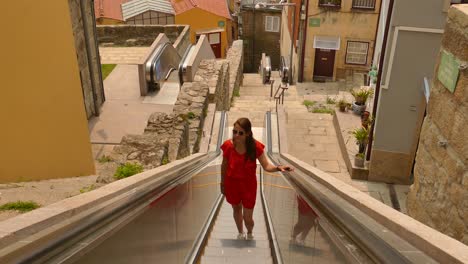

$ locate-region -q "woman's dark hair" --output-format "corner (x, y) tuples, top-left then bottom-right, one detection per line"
(234, 118), (256, 161)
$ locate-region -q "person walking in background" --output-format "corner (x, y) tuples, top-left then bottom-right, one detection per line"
(220, 117), (294, 240)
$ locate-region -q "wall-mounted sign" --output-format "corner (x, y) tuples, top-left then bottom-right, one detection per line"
(309, 18), (320, 27)
(437, 50), (460, 93)
(218, 21), (225, 27)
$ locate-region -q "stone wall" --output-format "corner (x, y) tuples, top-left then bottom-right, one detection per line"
(97, 42), (243, 182)
(407, 5), (468, 245)
(175, 59), (230, 151)
(226, 40), (244, 105)
(68, 0), (104, 119)
(96, 25), (185, 46)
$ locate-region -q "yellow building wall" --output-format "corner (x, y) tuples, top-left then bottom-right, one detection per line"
(302, 0), (381, 81)
(175, 8), (231, 58)
(0, 1), (95, 183)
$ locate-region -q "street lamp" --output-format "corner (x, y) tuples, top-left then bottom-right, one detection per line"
(255, 1), (296, 85)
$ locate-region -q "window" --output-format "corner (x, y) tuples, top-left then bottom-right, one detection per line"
(352, 0), (376, 9)
(265, 16), (280, 32)
(346, 41), (369, 65)
(319, 0), (341, 7)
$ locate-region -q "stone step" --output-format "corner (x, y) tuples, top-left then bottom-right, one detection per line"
(236, 95), (300, 101)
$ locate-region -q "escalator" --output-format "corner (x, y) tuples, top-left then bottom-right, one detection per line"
(1, 112), (442, 264)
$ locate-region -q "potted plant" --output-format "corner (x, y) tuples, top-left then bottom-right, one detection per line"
(337, 98), (349, 112)
(350, 87), (374, 115)
(350, 127), (368, 167)
(354, 153), (365, 167)
(361, 111), (372, 129)
(368, 66), (378, 87)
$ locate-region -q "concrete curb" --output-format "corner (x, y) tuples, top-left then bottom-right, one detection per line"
(281, 153), (468, 264)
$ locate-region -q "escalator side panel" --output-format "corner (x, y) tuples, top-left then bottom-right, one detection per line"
(76, 165), (221, 264)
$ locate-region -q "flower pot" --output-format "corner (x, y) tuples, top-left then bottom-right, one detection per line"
(352, 102), (366, 115)
(354, 155), (364, 167)
(339, 105), (347, 112)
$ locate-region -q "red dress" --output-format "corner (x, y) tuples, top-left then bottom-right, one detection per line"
(220, 139), (265, 209)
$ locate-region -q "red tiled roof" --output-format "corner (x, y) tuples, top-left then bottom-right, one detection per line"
(94, 0), (130, 21)
(170, 0), (232, 19)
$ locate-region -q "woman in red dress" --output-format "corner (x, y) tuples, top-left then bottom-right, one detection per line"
(220, 117), (293, 240)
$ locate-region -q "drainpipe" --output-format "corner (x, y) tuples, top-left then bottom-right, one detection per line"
(81, 0), (101, 116)
(366, 0), (395, 161)
(299, 0), (309, 83)
(253, 6), (256, 73)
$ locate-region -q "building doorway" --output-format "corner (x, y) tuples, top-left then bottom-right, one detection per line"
(313, 48), (335, 81)
(208, 32), (221, 58)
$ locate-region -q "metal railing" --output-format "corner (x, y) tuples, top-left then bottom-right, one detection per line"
(272, 82), (288, 112)
(352, 0), (376, 9)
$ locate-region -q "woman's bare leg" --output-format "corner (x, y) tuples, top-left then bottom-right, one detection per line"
(243, 207), (254, 234)
(232, 203), (244, 233)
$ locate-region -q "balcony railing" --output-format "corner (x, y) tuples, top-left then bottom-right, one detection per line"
(318, 0), (341, 8)
(352, 0), (376, 9)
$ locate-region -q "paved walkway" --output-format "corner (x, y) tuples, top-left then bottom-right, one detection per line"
(232, 72), (409, 213)
(99, 47), (149, 64)
(88, 65), (174, 145)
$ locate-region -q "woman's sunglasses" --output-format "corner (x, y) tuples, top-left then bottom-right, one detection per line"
(232, 129), (245, 136)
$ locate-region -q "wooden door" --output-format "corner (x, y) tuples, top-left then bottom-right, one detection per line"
(313, 48), (335, 79)
(208, 33), (222, 58)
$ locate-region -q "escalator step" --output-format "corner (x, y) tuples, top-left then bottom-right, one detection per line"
(203, 246), (271, 257)
(207, 238), (271, 249)
(201, 255), (273, 264)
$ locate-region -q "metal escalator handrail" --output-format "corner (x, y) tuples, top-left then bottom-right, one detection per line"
(185, 111), (228, 264)
(264, 112), (413, 264)
(261, 112), (283, 264)
(9, 112), (228, 264)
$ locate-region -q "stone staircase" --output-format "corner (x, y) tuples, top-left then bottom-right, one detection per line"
(228, 73), (308, 127)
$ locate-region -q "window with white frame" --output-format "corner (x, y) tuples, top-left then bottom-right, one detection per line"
(265, 16), (280, 32)
(346, 41), (369, 65)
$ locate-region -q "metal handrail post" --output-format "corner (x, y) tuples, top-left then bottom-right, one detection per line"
(270, 80), (275, 97)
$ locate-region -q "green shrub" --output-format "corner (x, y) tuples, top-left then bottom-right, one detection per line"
(326, 96), (336, 105)
(0, 201), (40, 212)
(98, 155), (113, 163)
(114, 162), (144, 180)
(312, 108), (335, 114)
(233, 90), (240, 97)
(161, 157), (169, 165)
(303, 100), (316, 107)
(80, 184), (96, 193)
(187, 112), (196, 119)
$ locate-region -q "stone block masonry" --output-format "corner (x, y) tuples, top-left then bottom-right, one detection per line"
(96, 42), (244, 182)
(68, 0), (104, 119)
(96, 25), (185, 46)
(407, 5), (468, 245)
(226, 40), (244, 104)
